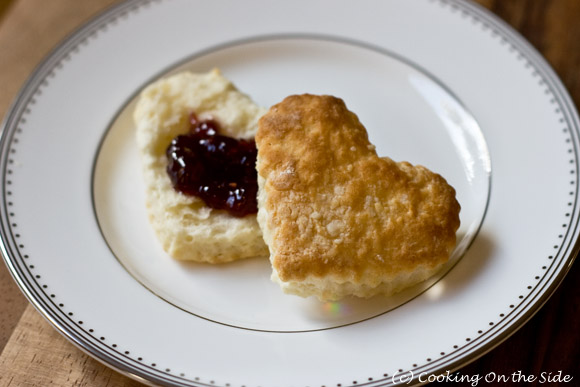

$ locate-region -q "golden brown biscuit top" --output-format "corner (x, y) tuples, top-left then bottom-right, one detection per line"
(256, 94), (461, 284)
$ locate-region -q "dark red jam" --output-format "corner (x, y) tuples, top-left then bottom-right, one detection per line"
(166, 112), (258, 217)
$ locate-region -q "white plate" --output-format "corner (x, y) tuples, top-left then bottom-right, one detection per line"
(1, 0), (578, 386)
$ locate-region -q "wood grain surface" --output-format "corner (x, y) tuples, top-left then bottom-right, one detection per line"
(0, 0), (578, 386)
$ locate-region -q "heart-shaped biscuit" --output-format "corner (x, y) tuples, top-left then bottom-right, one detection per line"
(256, 94), (460, 300)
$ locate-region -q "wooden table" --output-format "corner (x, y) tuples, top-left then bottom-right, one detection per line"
(0, 0), (578, 385)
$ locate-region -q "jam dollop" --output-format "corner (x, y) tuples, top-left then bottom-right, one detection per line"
(166, 112), (258, 217)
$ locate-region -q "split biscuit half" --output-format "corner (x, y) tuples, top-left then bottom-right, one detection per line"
(134, 70), (268, 263)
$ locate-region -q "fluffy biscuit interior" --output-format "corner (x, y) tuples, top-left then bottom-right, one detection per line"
(134, 69), (268, 263)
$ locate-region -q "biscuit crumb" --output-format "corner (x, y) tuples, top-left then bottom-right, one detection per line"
(326, 220), (343, 237)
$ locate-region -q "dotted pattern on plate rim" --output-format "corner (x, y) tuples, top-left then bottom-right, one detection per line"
(2, 0), (578, 386)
